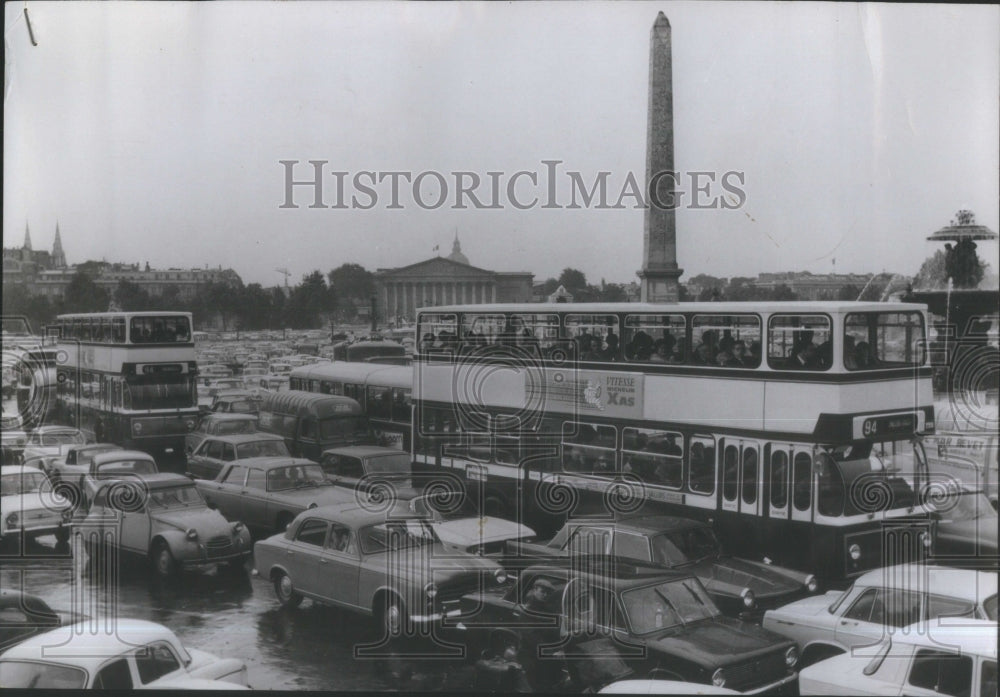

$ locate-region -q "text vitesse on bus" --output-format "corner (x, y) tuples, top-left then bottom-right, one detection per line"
(289, 362), (411, 450)
(413, 302), (936, 583)
(51, 312), (200, 457)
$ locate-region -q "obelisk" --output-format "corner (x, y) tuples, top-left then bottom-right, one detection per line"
(638, 11), (683, 302)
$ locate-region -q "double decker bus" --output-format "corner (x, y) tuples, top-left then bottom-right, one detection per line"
(412, 301), (938, 584)
(289, 362), (412, 450)
(50, 312), (200, 459)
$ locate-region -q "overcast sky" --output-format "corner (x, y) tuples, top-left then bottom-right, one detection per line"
(4, 2), (998, 288)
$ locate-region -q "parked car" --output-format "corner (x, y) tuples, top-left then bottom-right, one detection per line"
(319, 445), (419, 497)
(762, 564), (998, 667)
(20, 426), (87, 462)
(81, 473), (253, 577)
(186, 433), (289, 480)
(81, 450), (158, 507)
(0, 590), (84, 653)
(406, 491), (536, 558)
(0, 429), (29, 465)
(197, 378), (248, 409)
(196, 457), (354, 534)
(185, 413), (258, 455)
(0, 618), (250, 688)
(508, 514), (817, 618)
(798, 619), (998, 697)
(457, 558), (800, 693)
(0, 465), (74, 545)
(254, 501), (508, 636)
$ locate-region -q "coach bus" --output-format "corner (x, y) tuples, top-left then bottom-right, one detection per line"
(411, 301), (938, 583)
(289, 362), (412, 450)
(50, 312), (200, 458)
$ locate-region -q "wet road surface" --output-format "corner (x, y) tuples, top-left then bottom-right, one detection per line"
(1, 535), (476, 691)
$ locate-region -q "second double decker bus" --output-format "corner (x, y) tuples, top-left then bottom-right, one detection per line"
(412, 301), (938, 584)
(50, 312), (201, 459)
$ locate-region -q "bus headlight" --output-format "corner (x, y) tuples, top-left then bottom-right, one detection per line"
(5, 512), (18, 530)
(184, 419), (196, 431)
(494, 568), (508, 584)
(849, 543), (862, 561)
(740, 588), (755, 608)
(920, 532), (932, 549)
(805, 575), (818, 593)
(424, 582), (438, 600)
(785, 646), (799, 667)
(186, 528), (198, 541)
(711, 669), (726, 687)
(132, 421), (143, 435)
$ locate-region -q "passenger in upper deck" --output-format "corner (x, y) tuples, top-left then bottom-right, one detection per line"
(626, 330), (654, 361)
(649, 339), (670, 363)
(602, 332), (619, 361)
(420, 332), (436, 353)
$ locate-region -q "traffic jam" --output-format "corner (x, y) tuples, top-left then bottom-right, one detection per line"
(1, 318), (998, 694)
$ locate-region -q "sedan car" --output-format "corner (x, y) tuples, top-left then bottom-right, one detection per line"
(762, 564), (998, 667)
(319, 445), (419, 497)
(0, 590), (83, 653)
(508, 514), (817, 618)
(1, 465), (73, 545)
(185, 412), (258, 455)
(196, 457), (354, 534)
(457, 558), (800, 693)
(82, 450), (158, 507)
(0, 618), (249, 688)
(798, 620), (998, 697)
(406, 492), (536, 558)
(41, 442), (120, 490)
(81, 473), (253, 577)
(186, 433), (289, 480)
(20, 426), (87, 462)
(254, 501), (508, 636)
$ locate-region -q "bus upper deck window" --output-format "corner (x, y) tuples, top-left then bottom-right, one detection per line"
(112, 318), (126, 343)
(768, 315), (832, 371)
(844, 312), (925, 370)
(624, 314), (686, 363)
(417, 313), (458, 353)
(691, 315), (761, 368)
(564, 315), (621, 362)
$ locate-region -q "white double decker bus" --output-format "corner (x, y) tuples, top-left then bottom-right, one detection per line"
(412, 301), (938, 583)
(51, 312), (200, 459)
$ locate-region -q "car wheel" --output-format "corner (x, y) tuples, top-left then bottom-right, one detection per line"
(380, 595), (406, 637)
(273, 572), (302, 608)
(152, 542), (177, 578)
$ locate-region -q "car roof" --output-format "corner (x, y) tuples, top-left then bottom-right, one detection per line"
(91, 450), (157, 465)
(203, 433), (283, 445)
(202, 412), (257, 422)
(225, 456), (316, 470)
(895, 619), (998, 659)
(300, 501), (423, 527)
(569, 514), (702, 535)
(854, 565), (997, 603)
(321, 446), (409, 458)
(1, 465), (50, 476)
(104, 472), (191, 489)
(0, 619), (183, 670)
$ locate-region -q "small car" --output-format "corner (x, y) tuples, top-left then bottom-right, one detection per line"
(196, 457), (354, 534)
(406, 492), (536, 558)
(0, 590), (86, 652)
(0, 618), (249, 688)
(20, 426), (87, 462)
(0, 465), (74, 545)
(41, 442), (120, 489)
(185, 412), (258, 455)
(798, 619), (998, 697)
(457, 557), (800, 693)
(186, 433), (289, 480)
(82, 450), (159, 507)
(81, 472), (253, 576)
(253, 501), (508, 636)
(197, 378), (247, 409)
(211, 392), (260, 415)
(319, 445), (419, 496)
(508, 514), (817, 618)
(762, 564), (998, 667)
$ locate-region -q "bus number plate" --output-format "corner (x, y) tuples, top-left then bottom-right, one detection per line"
(861, 414), (916, 438)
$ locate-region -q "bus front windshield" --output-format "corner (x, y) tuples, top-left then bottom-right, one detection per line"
(124, 375), (197, 410)
(816, 440), (923, 516)
(319, 416), (367, 441)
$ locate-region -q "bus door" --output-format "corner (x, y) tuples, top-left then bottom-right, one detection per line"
(718, 438), (761, 554)
(788, 447), (815, 570)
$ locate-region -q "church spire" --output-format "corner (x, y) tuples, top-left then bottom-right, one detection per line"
(23, 222), (32, 251)
(52, 221), (67, 268)
(446, 229), (470, 265)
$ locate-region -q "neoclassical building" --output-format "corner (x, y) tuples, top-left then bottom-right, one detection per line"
(375, 235), (533, 322)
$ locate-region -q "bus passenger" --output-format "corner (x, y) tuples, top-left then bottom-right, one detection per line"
(649, 340), (670, 363)
(602, 332), (619, 361)
(732, 341), (751, 367)
(420, 333), (436, 352)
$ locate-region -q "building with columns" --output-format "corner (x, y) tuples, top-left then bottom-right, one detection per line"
(375, 235), (533, 322)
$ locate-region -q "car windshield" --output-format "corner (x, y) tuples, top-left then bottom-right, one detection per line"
(215, 420), (256, 436)
(148, 485), (205, 509)
(928, 488), (998, 522)
(0, 661), (87, 689)
(985, 595), (997, 621)
(266, 464), (330, 491)
(1, 471), (47, 496)
(359, 519), (437, 554)
(41, 432), (85, 446)
(319, 416), (367, 441)
(365, 453), (412, 475)
(236, 440), (289, 459)
(95, 460), (157, 478)
(651, 527), (721, 566)
(621, 578), (719, 633)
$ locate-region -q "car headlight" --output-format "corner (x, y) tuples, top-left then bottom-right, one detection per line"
(920, 531), (932, 549)
(494, 568), (508, 584)
(711, 669), (726, 687)
(233, 522), (244, 535)
(805, 574), (818, 593)
(424, 582), (438, 600)
(849, 543), (862, 561)
(186, 528), (198, 540)
(785, 646), (799, 667)
(5, 512), (18, 530)
(740, 588), (755, 608)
